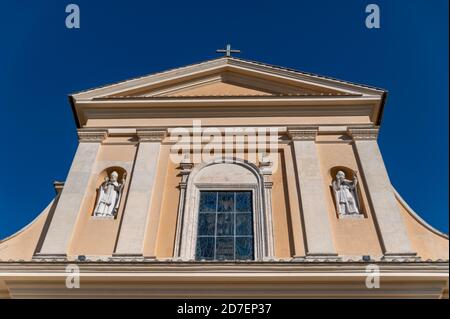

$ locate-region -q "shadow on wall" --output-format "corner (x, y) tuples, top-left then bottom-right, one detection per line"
(329, 166), (367, 218)
(91, 166), (127, 218)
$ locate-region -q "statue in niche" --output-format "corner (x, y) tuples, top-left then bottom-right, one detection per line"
(332, 170), (360, 216)
(93, 171), (126, 217)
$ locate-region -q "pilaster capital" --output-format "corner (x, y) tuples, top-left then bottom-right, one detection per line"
(259, 154), (274, 176)
(53, 181), (65, 195)
(180, 159), (194, 173)
(347, 127), (379, 140)
(263, 179), (273, 189)
(178, 155), (194, 188)
(77, 129), (108, 143)
(136, 128), (167, 142)
(287, 126), (318, 141)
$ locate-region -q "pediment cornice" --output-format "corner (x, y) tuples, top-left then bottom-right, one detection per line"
(69, 57), (387, 128)
(72, 57), (385, 100)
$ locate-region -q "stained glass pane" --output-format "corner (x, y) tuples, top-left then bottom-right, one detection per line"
(216, 213), (234, 236)
(196, 191), (254, 261)
(217, 192), (234, 212)
(236, 213), (253, 236)
(198, 213), (216, 236)
(199, 191), (217, 212)
(236, 192), (252, 212)
(196, 237), (215, 260)
(236, 237), (253, 260)
(216, 237), (234, 260)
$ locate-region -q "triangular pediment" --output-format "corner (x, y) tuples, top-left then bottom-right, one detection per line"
(113, 71), (331, 98)
(72, 57), (385, 101)
(157, 80), (273, 97)
(70, 57), (387, 127)
(132, 75), (274, 97)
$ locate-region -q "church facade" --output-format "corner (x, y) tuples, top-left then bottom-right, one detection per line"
(0, 57), (448, 298)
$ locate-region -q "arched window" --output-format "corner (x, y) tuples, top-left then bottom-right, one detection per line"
(175, 158), (274, 261)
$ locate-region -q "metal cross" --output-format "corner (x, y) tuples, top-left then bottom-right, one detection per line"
(216, 44), (241, 57)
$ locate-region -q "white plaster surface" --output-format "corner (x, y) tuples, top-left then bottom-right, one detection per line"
(114, 142), (161, 255)
(354, 140), (415, 255)
(39, 142), (101, 255)
(292, 140), (337, 256)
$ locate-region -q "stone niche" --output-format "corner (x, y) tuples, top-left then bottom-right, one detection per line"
(329, 166), (366, 219)
(91, 166), (127, 219)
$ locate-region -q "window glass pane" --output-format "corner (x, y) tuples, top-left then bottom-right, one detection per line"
(196, 237), (215, 260)
(216, 237), (234, 260)
(196, 191), (254, 261)
(199, 191), (217, 212)
(236, 213), (253, 236)
(236, 192), (252, 212)
(236, 237), (253, 260)
(217, 192), (234, 212)
(198, 213), (216, 236)
(216, 213), (234, 236)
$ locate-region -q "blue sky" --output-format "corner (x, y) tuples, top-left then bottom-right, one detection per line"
(0, 0), (448, 238)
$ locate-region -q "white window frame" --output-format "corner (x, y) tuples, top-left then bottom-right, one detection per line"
(174, 158), (274, 261)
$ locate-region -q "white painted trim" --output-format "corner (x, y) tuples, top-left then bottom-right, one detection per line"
(0, 263), (447, 298)
(176, 158), (273, 261)
(72, 57), (384, 100)
(76, 101), (379, 127)
(78, 97), (381, 104)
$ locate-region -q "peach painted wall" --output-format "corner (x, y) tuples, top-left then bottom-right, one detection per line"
(0, 201), (53, 261)
(154, 152), (183, 258)
(283, 144), (307, 258)
(399, 200), (449, 260)
(317, 136), (384, 257)
(272, 147), (300, 258)
(1, 135), (448, 261)
(167, 81), (272, 97)
(153, 149), (300, 259)
(142, 144), (172, 257)
(271, 149), (295, 258)
(85, 116), (373, 128)
(68, 142), (137, 256)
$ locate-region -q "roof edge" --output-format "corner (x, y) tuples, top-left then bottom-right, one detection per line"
(70, 56), (387, 98)
(393, 187), (449, 239)
(69, 95), (81, 129)
(0, 199), (55, 244)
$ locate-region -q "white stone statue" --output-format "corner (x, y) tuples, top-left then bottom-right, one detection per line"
(93, 171), (125, 217)
(332, 170), (360, 216)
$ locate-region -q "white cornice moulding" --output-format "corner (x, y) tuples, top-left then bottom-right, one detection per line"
(136, 129), (167, 142)
(347, 127), (380, 140)
(77, 129), (108, 142)
(71, 57), (385, 101)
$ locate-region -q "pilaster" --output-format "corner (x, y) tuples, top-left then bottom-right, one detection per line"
(348, 127), (417, 260)
(287, 127), (338, 259)
(114, 129), (166, 257)
(36, 129), (107, 257)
